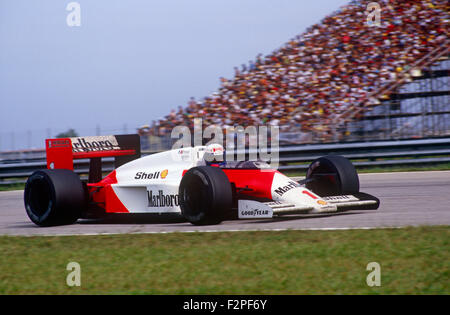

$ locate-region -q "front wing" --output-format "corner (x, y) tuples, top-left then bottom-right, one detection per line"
(238, 192), (379, 219)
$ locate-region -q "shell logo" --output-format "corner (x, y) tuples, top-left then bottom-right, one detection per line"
(317, 200), (328, 206)
(160, 169), (168, 179)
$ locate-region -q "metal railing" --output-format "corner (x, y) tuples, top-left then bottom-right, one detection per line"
(1, 137), (449, 185)
(333, 40), (450, 134)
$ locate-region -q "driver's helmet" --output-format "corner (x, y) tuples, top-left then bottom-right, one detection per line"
(204, 143), (225, 165)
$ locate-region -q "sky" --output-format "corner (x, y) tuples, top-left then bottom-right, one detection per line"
(0, 0), (350, 150)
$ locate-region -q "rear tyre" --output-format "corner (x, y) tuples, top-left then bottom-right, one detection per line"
(24, 169), (86, 226)
(306, 155), (359, 196)
(178, 166), (232, 225)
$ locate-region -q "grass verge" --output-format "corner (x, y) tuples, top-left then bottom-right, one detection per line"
(0, 183), (25, 192)
(356, 162), (450, 174)
(0, 226), (448, 294)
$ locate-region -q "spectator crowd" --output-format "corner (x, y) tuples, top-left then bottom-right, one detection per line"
(144, 0), (449, 142)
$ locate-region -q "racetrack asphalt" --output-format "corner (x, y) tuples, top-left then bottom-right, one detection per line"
(0, 171), (449, 236)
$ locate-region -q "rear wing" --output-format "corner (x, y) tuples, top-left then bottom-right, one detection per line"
(46, 134), (141, 183)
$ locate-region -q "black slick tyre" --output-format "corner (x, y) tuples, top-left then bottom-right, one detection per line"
(305, 155), (359, 196)
(178, 166), (232, 225)
(24, 169), (85, 226)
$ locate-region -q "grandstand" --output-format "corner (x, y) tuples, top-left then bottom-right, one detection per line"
(337, 41), (450, 141)
(143, 0), (449, 149)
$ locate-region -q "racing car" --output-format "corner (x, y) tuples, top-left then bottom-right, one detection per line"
(24, 134), (379, 226)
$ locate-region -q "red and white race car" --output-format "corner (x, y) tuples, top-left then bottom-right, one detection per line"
(24, 134), (379, 226)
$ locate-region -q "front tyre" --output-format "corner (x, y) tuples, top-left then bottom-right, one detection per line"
(178, 166), (232, 225)
(24, 169), (86, 226)
(306, 155), (359, 196)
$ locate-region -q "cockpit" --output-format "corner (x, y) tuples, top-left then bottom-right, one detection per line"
(202, 143), (271, 169)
